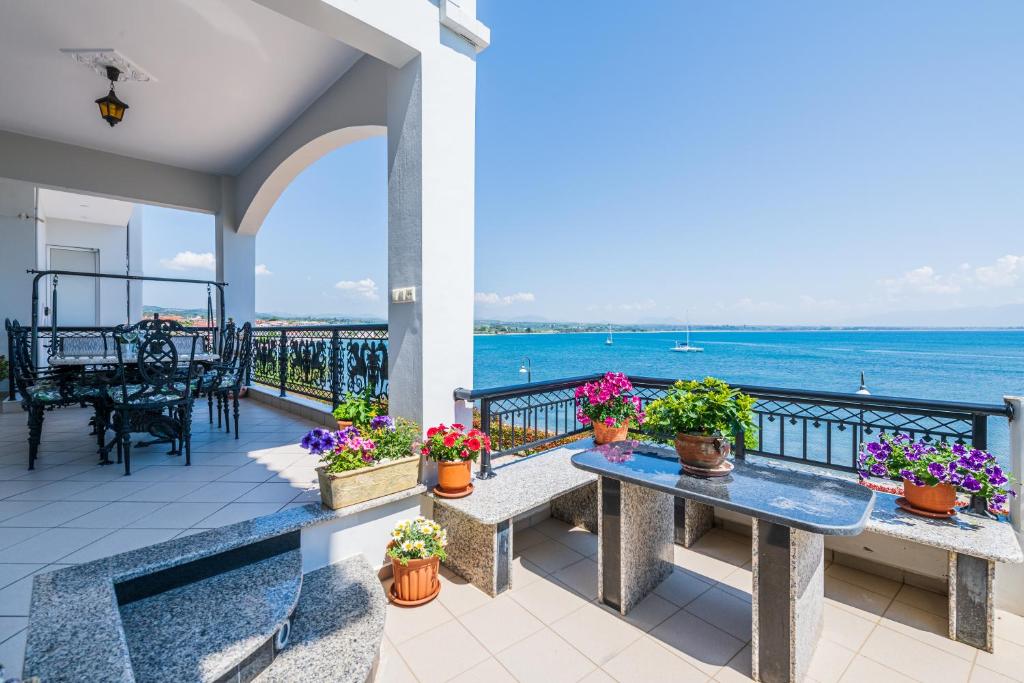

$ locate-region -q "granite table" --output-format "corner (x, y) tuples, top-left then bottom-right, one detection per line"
(571, 443), (875, 683)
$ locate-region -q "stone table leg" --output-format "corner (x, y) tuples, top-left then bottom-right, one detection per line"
(751, 519), (824, 683)
(674, 497), (714, 548)
(598, 476), (673, 614)
(433, 505), (511, 597)
(948, 552), (994, 652)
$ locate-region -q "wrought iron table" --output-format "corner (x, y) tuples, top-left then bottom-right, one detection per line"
(571, 442), (875, 683)
(49, 353), (219, 366)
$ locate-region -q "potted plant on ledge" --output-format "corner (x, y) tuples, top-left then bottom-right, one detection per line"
(387, 515), (447, 606)
(332, 386), (378, 430)
(422, 423), (490, 499)
(857, 432), (1015, 518)
(575, 372), (646, 445)
(643, 377), (756, 476)
(301, 416), (421, 509)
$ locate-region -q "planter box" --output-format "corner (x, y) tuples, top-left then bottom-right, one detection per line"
(316, 456), (421, 510)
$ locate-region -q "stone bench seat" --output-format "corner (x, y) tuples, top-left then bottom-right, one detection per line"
(119, 548), (303, 683)
(431, 440), (599, 595)
(257, 555), (386, 683)
(682, 464), (1023, 654)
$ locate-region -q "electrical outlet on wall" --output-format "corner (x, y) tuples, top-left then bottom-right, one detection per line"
(391, 287), (417, 304)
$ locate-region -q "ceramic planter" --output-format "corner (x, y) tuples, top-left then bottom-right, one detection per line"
(902, 479), (957, 516)
(674, 432), (731, 469)
(390, 555), (440, 604)
(436, 460), (473, 494)
(593, 422), (629, 445)
(336, 419), (353, 431)
(316, 455), (420, 510)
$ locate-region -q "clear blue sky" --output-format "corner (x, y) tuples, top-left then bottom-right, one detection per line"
(142, 1), (1024, 325)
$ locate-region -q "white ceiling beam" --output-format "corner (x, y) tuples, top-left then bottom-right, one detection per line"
(0, 130), (221, 213)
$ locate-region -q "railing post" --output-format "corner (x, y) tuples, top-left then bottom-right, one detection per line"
(734, 426), (746, 460)
(330, 329), (340, 409)
(1005, 398), (1022, 531)
(478, 398), (496, 479)
(6, 328), (14, 402)
(969, 413), (990, 514)
(278, 330), (288, 398)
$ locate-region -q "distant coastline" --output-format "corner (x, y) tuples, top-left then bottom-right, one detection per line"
(140, 306), (1024, 333)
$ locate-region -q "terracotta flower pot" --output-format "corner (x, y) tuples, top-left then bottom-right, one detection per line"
(674, 432), (731, 469)
(391, 555), (440, 604)
(593, 421), (629, 445)
(336, 419), (353, 431)
(436, 460), (472, 494)
(903, 479), (957, 516)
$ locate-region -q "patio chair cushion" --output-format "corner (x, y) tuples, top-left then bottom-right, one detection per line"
(25, 383), (65, 404)
(108, 382), (194, 405)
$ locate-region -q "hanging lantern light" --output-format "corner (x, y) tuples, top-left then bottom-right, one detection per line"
(95, 66), (129, 127)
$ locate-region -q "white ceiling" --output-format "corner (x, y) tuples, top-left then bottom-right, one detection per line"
(39, 188), (134, 226)
(0, 0), (363, 175)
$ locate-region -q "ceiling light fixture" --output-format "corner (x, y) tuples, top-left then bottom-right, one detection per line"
(95, 66), (129, 127)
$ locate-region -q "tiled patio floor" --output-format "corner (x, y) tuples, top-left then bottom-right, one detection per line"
(0, 399), (320, 677)
(3, 402), (1024, 682)
(378, 522), (1024, 683)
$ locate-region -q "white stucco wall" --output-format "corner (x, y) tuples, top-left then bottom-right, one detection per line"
(42, 217), (135, 327)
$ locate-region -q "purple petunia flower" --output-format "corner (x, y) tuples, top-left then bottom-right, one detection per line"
(927, 462), (946, 480)
(370, 415), (395, 431)
(962, 475), (982, 492)
(870, 463), (887, 477)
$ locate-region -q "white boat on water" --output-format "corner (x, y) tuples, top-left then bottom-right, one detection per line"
(605, 325), (613, 345)
(671, 323), (703, 352)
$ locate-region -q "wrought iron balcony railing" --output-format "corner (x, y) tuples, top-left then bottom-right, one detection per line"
(250, 325), (388, 408)
(454, 374), (1012, 480)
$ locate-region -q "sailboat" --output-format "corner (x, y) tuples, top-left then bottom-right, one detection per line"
(605, 325), (613, 345)
(671, 321), (703, 353)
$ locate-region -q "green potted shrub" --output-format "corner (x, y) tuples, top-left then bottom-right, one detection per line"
(643, 377), (756, 475)
(332, 386), (378, 429)
(301, 416), (422, 509)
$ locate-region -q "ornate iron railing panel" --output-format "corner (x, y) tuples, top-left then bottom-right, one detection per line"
(454, 374), (1010, 478)
(250, 325), (387, 407)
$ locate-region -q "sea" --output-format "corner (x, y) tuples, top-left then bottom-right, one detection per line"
(474, 330), (1024, 464)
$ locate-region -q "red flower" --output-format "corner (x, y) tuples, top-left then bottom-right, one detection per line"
(460, 450), (469, 459)
(452, 423), (465, 431)
(443, 434), (457, 448)
(466, 437), (482, 452)
(426, 427), (441, 438)
(420, 446), (430, 456)
(468, 428), (482, 437)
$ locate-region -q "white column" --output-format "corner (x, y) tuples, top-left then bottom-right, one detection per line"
(0, 180), (38, 353)
(127, 205), (144, 322)
(386, 43), (476, 439)
(215, 178), (256, 326)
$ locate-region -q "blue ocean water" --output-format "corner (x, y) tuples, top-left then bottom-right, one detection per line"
(474, 330), (1024, 462)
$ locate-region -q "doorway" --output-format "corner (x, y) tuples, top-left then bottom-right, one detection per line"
(47, 246), (100, 326)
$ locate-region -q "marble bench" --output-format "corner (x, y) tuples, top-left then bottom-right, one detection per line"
(431, 441), (599, 596)
(679, 462), (1024, 655)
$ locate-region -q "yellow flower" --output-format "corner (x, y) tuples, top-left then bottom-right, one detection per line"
(401, 540), (415, 552)
(391, 529), (403, 540)
(413, 539), (426, 550)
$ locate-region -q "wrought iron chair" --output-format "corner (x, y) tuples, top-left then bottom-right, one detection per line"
(211, 322), (252, 439)
(204, 319), (237, 425)
(5, 319), (106, 469)
(104, 319), (202, 475)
